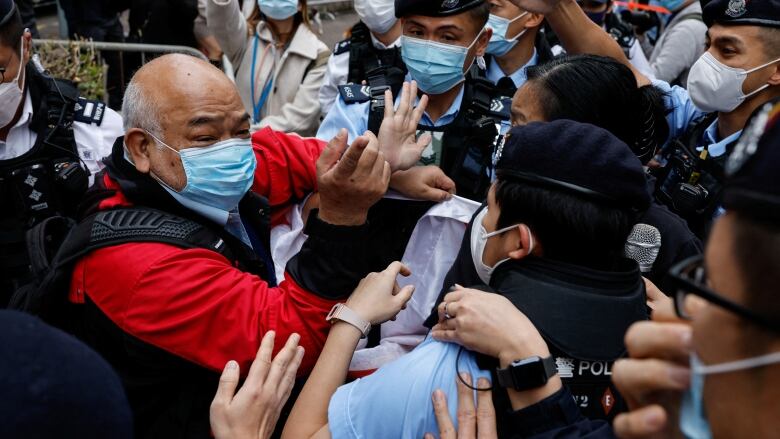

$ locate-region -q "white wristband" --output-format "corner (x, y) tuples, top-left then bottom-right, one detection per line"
(326, 303), (371, 338)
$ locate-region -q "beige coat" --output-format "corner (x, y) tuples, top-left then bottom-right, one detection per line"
(207, 0), (330, 136)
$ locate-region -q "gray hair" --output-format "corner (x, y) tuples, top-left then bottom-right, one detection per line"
(121, 78), (162, 137)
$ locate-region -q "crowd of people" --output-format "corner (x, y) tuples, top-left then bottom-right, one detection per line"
(0, 0), (779, 438)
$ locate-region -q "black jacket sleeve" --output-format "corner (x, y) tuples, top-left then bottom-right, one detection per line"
(504, 387), (617, 439)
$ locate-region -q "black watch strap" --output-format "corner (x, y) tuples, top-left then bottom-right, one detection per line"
(496, 355), (558, 391)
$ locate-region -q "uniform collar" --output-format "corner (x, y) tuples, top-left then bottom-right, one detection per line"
(404, 73), (465, 127)
(486, 48), (538, 87)
(702, 119), (742, 158)
(369, 32), (401, 50)
(255, 20), (320, 60)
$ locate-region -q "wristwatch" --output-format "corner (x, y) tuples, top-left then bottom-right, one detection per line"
(326, 303), (371, 338)
(496, 356), (558, 391)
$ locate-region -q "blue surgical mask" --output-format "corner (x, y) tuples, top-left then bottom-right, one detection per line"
(401, 31), (483, 95)
(680, 351), (780, 439)
(149, 133), (257, 212)
(486, 13), (529, 57)
(259, 0), (298, 20)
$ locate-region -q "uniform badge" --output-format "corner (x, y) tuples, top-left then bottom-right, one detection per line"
(441, 0), (459, 10)
(725, 0), (747, 18)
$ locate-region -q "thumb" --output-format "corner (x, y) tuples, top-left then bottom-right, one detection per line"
(424, 187), (454, 202)
(317, 129), (348, 175)
(434, 173), (456, 194)
(213, 360), (240, 407)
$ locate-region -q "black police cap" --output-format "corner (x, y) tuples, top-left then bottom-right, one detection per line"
(723, 98), (780, 222)
(495, 120), (651, 211)
(702, 0), (780, 28)
(0, 0), (16, 27)
(395, 0), (485, 18)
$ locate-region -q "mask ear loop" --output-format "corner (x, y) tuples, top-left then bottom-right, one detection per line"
(525, 224), (535, 255)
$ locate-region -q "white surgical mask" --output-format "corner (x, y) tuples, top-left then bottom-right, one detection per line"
(469, 207), (534, 285)
(354, 0), (397, 35)
(687, 52), (780, 113)
(680, 351), (780, 439)
(0, 38), (26, 129)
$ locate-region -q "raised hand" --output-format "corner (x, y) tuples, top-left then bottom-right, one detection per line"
(316, 129), (392, 225)
(346, 261), (415, 325)
(424, 374), (497, 439)
(508, 0), (563, 13)
(210, 332), (304, 439)
(377, 81), (432, 172)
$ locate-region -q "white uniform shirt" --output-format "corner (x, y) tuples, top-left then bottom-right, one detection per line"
(318, 32), (402, 116)
(0, 90), (124, 184)
(271, 192), (481, 372)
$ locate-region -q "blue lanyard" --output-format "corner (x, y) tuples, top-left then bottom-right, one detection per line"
(250, 34), (275, 122)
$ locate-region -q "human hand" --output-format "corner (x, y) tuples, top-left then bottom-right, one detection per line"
(377, 81), (431, 172)
(507, 0), (563, 13)
(612, 311), (692, 439)
(424, 374), (497, 439)
(431, 286), (549, 367)
(644, 277), (674, 318)
(316, 129), (391, 225)
(346, 261), (415, 325)
(390, 166), (456, 202)
(210, 331), (304, 439)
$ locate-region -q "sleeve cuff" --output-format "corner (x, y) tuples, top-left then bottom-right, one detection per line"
(504, 387), (584, 437)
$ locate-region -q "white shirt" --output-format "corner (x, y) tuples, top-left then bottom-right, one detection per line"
(271, 192), (480, 372)
(318, 32), (402, 116)
(0, 90), (124, 185)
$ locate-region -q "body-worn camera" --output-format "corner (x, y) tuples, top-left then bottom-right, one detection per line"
(654, 146), (711, 216)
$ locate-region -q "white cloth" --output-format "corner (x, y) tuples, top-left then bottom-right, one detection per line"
(0, 90), (123, 185)
(271, 192), (480, 371)
(318, 33), (402, 116)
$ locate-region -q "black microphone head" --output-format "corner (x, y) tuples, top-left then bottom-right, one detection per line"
(625, 223), (662, 273)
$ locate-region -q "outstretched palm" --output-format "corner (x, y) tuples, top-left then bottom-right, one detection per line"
(377, 81), (432, 172)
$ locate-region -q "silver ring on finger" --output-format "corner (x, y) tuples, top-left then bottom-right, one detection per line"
(444, 302), (452, 320)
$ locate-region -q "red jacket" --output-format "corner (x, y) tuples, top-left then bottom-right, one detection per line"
(71, 128), (331, 376)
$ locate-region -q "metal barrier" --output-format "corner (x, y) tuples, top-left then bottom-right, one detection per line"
(32, 39), (209, 64)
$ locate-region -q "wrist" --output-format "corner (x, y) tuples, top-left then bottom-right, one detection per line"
(317, 205), (367, 226)
(498, 337), (550, 368)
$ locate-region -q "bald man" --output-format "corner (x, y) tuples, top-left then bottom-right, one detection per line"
(68, 54), (392, 439)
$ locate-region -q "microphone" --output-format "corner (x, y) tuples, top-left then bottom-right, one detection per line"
(625, 223), (662, 273)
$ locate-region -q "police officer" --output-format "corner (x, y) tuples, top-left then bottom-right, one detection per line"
(0, 0), (123, 304)
(318, 0), (510, 202)
(542, 0), (780, 238)
(318, 0), (406, 115)
(483, 0), (553, 98)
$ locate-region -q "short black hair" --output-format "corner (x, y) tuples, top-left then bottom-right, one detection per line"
(494, 178), (636, 271)
(525, 54), (670, 164)
(761, 27), (780, 59)
(0, 7), (23, 51)
(469, 2), (490, 32)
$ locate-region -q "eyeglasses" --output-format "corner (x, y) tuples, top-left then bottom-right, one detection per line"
(668, 255), (780, 333)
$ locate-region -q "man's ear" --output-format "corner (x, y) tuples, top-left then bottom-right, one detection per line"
(474, 27), (493, 57)
(526, 13), (545, 29)
(22, 30), (32, 65)
(768, 62), (780, 86)
(507, 224), (537, 260)
(124, 128), (155, 174)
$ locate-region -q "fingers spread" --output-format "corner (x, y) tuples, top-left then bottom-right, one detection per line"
(264, 333), (301, 394)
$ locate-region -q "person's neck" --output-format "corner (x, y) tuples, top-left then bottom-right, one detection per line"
(713, 370), (780, 438)
(372, 20), (402, 47)
(718, 88), (780, 140)
(268, 16), (296, 45)
(424, 83), (464, 123)
(0, 89), (26, 142)
(495, 33), (536, 77)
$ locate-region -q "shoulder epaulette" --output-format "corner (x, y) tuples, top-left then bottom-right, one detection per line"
(487, 97), (512, 120)
(334, 39), (351, 55)
(338, 84), (371, 104)
(73, 97), (106, 127)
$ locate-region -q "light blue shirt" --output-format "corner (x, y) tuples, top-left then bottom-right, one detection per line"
(486, 49), (538, 88)
(653, 79), (743, 156)
(162, 185), (253, 247)
(327, 336), (491, 439)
